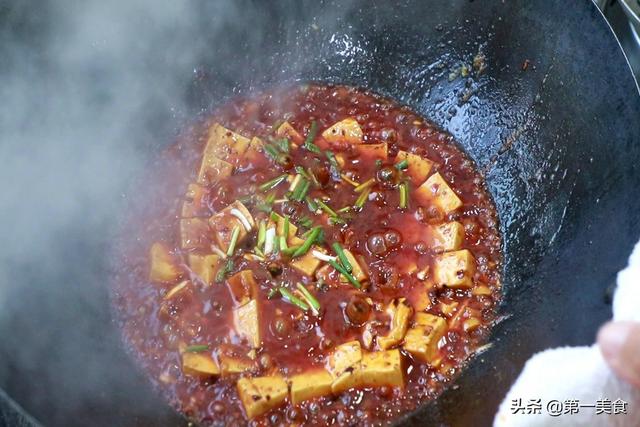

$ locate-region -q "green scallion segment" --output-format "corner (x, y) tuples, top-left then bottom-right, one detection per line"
(305, 197), (319, 213)
(291, 177), (309, 201)
(297, 179), (311, 201)
(296, 282), (320, 312)
(184, 344), (210, 353)
(257, 221), (266, 249)
(326, 151), (340, 171)
(267, 287), (279, 299)
(303, 121), (321, 154)
(328, 259), (362, 289)
(399, 182), (409, 209)
(215, 259), (234, 283)
(259, 174), (288, 192)
(299, 215), (314, 229)
(281, 245), (301, 256)
(274, 137), (290, 153)
(354, 178), (375, 193)
(283, 217), (290, 238)
(279, 235), (288, 250)
(331, 242), (353, 273)
(292, 226), (321, 258)
(395, 159), (409, 170)
(226, 225), (241, 256)
(316, 199), (338, 217)
(279, 287), (309, 311)
(355, 187), (371, 209)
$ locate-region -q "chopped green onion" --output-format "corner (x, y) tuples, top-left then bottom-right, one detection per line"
(399, 182), (409, 209)
(281, 245), (301, 256)
(316, 199), (338, 217)
(326, 151), (340, 172)
(279, 287), (310, 311)
(296, 282), (320, 312)
(395, 159), (409, 170)
(274, 137), (290, 153)
(184, 344), (210, 353)
(299, 215), (314, 229)
(328, 259), (362, 289)
(294, 166), (311, 179)
(305, 197), (319, 213)
(337, 206), (351, 214)
(303, 121), (321, 154)
(263, 144), (280, 159)
(273, 233), (280, 254)
(257, 221), (266, 249)
(226, 225), (241, 256)
(297, 179), (311, 201)
(331, 242), (353, 273)
(341, 174), (360, 187)
(259, 174), (288, 192)
(279, 235), (288, 250)
(355, 187), (371, 209)
(288, 174), (302, 192)
(306, 167), (320, 187)
(215, 259), (234, 282)
(291, 177), (309, 201)
(283, 217), (290, 238)
(256, 192), (277, 212)
(292, 226), (321, 258)
(354, 178), (375, 193)
(270, 211), (280, 222)
(328, 216), (347, 226)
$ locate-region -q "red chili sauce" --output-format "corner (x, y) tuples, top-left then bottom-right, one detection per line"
(111, 84), (502, 426)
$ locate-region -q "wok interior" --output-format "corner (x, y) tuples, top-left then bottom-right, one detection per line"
(2, 0), (639, 426)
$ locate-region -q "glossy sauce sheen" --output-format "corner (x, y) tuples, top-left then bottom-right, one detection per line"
(111, 84), (502, 426)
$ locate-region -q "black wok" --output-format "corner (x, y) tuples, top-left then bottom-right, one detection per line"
(1, 0), (639, 426)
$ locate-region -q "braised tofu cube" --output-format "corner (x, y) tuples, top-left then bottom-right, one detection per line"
(403, 313), (447, 364)
(275, 121), (303, 145)
(330, 364), (363, 394)
(188, 253), (220, 285)
(360, 350), (404, 388)
(429, 221), (465, 252)
(237, 376), (288, 419)
(415, 173), (462, 214)
(227, 270), (259, 306)
(290, 246), (324, 277)
(181, 183), (209, 218)
(197, 155), (233, 186)
(233, 299), (261, 348)
(339, 249), (368, 284)
(149, 242), (182, 283)
(204, 123), (251, 160)
(218, 352), (255, 375)
(410, 281), (433, 311)
(322, 118), (363, 144)
(209, 201), (255, 252)
(377, 299), (413, 350)
(244, 137), (265, 163)
(289, 369), (334, 404)
(356, 143), (388, 161)
(326, 340), (362, 378)
(433, 249), (476, 288)
(180, 218), (211, 250)
(181, 352), (220, 377)
(395, 151), (434, 185)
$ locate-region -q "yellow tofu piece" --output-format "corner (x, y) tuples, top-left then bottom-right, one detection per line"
(289, 369), (333, 404)
(330, 365), (363, 394)
(179, 217), (211, 250)
(181, 183), (209, 218)
(181, 352), (220, 377)
(233, 299), (261, 348)
(326, 340), (362, 378)
(270, 212), (299, 243)
(197, 154), (233, 186)
(275, 121), (303, 145)
(429, 221), (465, 252)
(149, 242), (182, 283)
(290, 246), (324, 277)
(415, 173), (463, 214)
(164, 280), (190, 299)
(410, 281), (432, 311)
(204, 123), (251, 160)
(403, 313), (447, 364)
(226, 270), (259, 306)
(218, 352), (254, 375)
(209, 200), (255, 252)
(395, 151), (434, 185)
(356, 143), (388, 160)
(433, 249), (476, 288)
(188, 253), (220, 285)
(360, 350), (404, 388)
(339, 249), (368, 284)
(377, 299), (413, 350)
(237, 376), (288, 419)
(322, 118), (363, 144)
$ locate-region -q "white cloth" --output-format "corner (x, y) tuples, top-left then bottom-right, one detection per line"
(493, 242), (640, 426)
